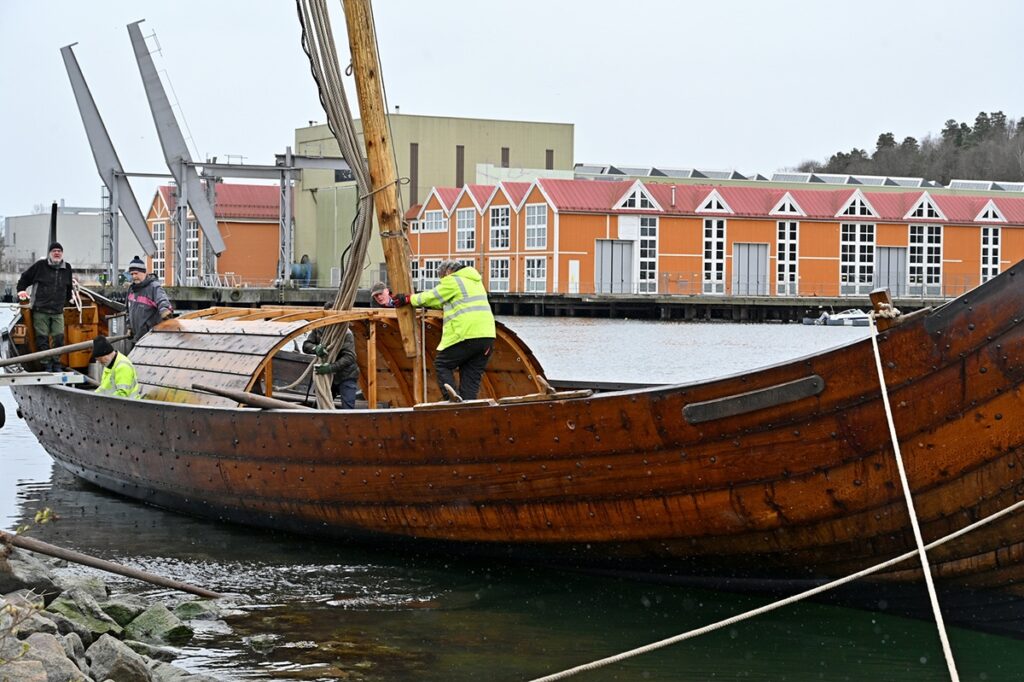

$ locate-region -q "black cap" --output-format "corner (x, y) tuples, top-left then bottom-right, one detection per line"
(128, 255), (146, 272)
(48, 242), (63, 252)
(91, 335), (114, 359)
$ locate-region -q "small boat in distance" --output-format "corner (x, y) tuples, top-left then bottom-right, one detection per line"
(802, 308), (871, 327)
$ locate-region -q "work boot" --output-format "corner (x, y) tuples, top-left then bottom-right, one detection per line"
(50, 334), (65, 372)
(34, 334), (49, 372)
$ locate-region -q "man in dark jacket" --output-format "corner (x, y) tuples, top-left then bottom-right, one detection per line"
(303, 310), (360, 408)
(126, 255), (173, 340)
(16, 242), (74, 371)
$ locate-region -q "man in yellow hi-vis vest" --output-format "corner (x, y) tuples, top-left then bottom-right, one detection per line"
(92, 335), (141, 399)
(393, 260), (496, 401)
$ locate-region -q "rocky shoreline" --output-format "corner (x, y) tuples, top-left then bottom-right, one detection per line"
(1, 545), (239, 682)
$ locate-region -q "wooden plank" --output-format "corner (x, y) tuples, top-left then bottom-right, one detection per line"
(135, 333), (283, 355)
(367, 320), (377, 409)
(137, 365), (253, 392)
(131, 347), (267, 375)
(157, 319), (308, 336)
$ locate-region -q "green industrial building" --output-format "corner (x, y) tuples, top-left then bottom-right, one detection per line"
(292, 113), (574, 287)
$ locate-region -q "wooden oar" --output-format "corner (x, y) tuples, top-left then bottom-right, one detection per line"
(0, 529), (223, 599)
(0, 334), (130, 369)
(192, 383), (314, 410)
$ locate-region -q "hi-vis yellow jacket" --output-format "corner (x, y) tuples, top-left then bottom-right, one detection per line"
(95, 352), (141, 399)
(410, 266), (496, 351)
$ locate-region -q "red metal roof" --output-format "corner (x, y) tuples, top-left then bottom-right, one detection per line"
(156, 184), (279, 220)
(523, 179), (1024, 225)
(501, 182), (532, 208)
(436, 187), (461, 211)
(405, 203), (422, 220)
(465, 184), (496, 210)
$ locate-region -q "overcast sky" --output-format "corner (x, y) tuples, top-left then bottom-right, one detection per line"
(2, 0), (1023, 218)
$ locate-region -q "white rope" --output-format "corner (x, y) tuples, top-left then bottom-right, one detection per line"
(867, 314), (959, 681)
(531, 492), (1024, 682)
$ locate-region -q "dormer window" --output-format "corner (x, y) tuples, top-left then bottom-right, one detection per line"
(842, 198), (874, 216)
(770, 192), (804, 216)
(837, 191), (877, 218)
(905, 193), (945, 221)
(976, 200), (1006, 223)
(622, 188), (655, 209)
(697, 189), (732, 213)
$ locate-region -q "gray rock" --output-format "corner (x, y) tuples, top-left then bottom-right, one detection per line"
(0, 659), (48, 682)
(47, 589), (123, 640)
(125, 639), (178, 662)
(124, 604), (193, 647)
(47, 611), (94, 647)
(54, 575), (109, 602)
(22, 632), (91, 682)
(2, 588), (46, 609)
(100, 595), (147, 627)
(171, 600), (221, 622)
(62, 632), (88, 672)
(86, 634), (153, 682)
(145, 658), (220, 682)
(1, 596), (55, 640)
(0, 548), (59, 602)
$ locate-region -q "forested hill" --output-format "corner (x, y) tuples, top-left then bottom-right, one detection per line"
(796, 112), (1024, 184)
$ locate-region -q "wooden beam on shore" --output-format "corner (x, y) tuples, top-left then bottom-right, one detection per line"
(0, 529), (223, 599)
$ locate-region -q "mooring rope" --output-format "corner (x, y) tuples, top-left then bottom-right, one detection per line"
(531, 311), (976, 682)
(530, 491), (1024, 682)
(867, 312), (959, 681)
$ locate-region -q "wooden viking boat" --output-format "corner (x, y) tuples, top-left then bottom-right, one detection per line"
(5, 263), (1024, 606)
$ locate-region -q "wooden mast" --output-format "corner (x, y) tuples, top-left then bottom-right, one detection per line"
(341, 0), (418, 358)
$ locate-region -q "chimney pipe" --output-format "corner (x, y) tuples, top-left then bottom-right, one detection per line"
(670, 185), (676, 207)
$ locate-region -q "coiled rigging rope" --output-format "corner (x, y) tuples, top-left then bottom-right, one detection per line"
(293, 0), (382, 407)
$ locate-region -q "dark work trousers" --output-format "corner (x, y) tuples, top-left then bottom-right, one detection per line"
(434, 337), (494, 401)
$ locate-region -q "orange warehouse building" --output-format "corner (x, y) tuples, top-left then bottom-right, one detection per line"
(405, 178), (1024, 299)
(145, 184), (280, 287)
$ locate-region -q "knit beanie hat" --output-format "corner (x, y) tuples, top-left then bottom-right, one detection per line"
(48, 242), (63, 252)
(92, 335), (115, 359)
(128, 255), (147, 272)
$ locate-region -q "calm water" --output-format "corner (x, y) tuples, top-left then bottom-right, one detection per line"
(4, 308), (1024, 681)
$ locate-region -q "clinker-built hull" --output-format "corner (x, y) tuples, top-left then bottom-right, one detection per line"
(7, 265), (1024, 594)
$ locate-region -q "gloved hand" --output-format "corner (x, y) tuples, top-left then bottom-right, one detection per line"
(160, 309), (172, 319)
(315, 363), (334, 375)
(17, 290), (29, 302)
(392, 293), (410, 307)
(312, 343), (327, 358)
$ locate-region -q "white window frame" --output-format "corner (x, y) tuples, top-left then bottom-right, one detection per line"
(489, 257), (510, 292)
(421, 210), (447, 233)
(152, 221), (165, 281)
(422, 259), (442, 290)
(525, 204), (547, 249)
(839, 195), (877, 217)
(525, 257), (547, 293)
(621, 188), (655, 209)
(840, 222), (875, 295)
(456, 257), (476, 270)
(909, 224), (942, 296)
(981, 226), (1001, 284)
(638, 216), (658, 294)
(490, 206), (510, 250)
(409, 219), (420, 234)
(185, 220), (200, 286)
(455, 208), (475, 251)
(776, 220), (798, 296)
(410, 260), (420, 290)
(702, 218), (726, 294)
